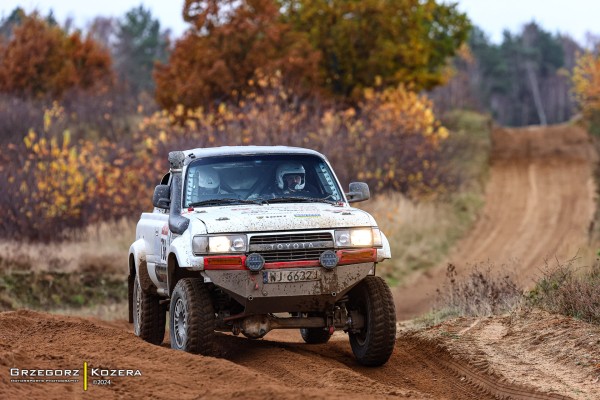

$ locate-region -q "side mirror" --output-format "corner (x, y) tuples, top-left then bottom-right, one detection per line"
(152, 184), (171, 209)
(346, 182), (370, 203)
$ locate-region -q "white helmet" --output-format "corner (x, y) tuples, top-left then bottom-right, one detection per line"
(276, 163), (305, 190)
(196, 166), (220, 193)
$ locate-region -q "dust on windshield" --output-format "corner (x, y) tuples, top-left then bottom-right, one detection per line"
(183, 154), (343, 207)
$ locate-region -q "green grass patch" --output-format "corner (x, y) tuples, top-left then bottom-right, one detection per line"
(0, 271), (126, 311)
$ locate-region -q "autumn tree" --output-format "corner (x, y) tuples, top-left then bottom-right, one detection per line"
(279, 0), (471, 98)
(572, 50), (600, 133)
(0, 12), (113, 99)
(154, 0), (320, 110)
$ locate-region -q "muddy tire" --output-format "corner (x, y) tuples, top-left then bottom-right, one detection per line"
(133, 274), (166, 345)
(300, 327), (332, 344)
(347, 276), (396, 366)
(169, 278), (215, 355)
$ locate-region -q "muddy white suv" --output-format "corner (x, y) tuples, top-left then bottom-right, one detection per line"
(128, 146), (396, 366)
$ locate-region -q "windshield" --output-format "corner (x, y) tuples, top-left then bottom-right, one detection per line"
(183, 154), (344, 207)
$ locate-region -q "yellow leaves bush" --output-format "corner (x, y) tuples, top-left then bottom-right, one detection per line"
(141, 78), (449, 198)
(2, 75), (449, 241)
(6, 117), (167, 241)
(572, 51), (600, 131)
(24, 130), (85, 219)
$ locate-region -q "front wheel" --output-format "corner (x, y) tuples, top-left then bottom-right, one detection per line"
(133, 274), (166, 345)
(169, 278), (216, 355)
(347, 276), (396, 366)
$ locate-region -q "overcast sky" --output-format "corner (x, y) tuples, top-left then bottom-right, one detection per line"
(457, 0), (599, 46)
(1, 1), (599, 46)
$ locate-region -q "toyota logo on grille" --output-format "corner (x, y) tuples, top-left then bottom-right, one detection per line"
(269, 242), (315, 250)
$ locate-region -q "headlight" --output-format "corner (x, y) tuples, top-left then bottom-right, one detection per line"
(335, 228), (373, 248)
(192, 235), (247, 254)
(350, 229), (373, 246)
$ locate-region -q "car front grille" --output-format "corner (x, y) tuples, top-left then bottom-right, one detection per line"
(249, 232), (334, 263)
(250, 232), (333, 244)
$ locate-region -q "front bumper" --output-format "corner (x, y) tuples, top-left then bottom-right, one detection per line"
(203, 262), (374, 313)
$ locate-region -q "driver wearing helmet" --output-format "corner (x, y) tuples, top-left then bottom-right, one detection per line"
(196, 166), (221, 194)
(189, 166), (232, 204)
(276, 162), (306, 194)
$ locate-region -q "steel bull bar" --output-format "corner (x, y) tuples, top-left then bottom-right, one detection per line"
(203, 261), (375, 314)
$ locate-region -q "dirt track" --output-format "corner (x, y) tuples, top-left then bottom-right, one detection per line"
(396, 124), (597, 319)
(0, 310), (580, 399)
(1, 124), (598, 399)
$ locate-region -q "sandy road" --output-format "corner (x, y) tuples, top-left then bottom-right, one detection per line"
(395, 124), (597, 319)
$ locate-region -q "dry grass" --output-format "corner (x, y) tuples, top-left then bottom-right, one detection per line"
(0, 219), (134, 311)
(360, 191), (483, 285)
(527, 256), (600, 324)
(437, 263), (522, 316)
(0, 218), (135, 275)
(415, 255), (600, 328)
(413, 261), (523, 327)
(50, 301), (129, 321)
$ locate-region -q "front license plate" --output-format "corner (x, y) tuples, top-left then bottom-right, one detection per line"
(263, 269), (321, 284)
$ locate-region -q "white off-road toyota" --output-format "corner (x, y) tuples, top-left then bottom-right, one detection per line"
(128, 146), (396, 366)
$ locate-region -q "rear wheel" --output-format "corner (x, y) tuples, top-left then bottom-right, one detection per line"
(300, 327), (332, 344)
(169, 278), (216, 355)
(347, 276), (396, 366)
(133, 274), (166, 345)
(300, 311), (332, 344)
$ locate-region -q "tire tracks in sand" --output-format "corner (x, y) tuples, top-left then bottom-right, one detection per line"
(0, 310), (570, 399)
(395, 124), (598, 319)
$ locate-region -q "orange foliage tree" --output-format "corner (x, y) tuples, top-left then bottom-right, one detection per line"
(154, 0), (320, 110)
(0, 12), (113, 98)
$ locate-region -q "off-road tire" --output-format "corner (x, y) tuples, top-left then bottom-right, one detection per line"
(347, 276), (396, 366)
(133, 274), (166, 345)
(169, 278), (215, 355)
(300, 327), (332, 344)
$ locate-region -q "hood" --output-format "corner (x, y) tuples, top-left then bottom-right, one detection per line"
(186, 203), (376, 233)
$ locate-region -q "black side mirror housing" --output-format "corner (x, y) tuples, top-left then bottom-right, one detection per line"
(346, 182), (370, 203)
(152, 184), (171, 209)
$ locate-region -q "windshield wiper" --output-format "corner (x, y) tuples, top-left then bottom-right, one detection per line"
(268, 196), (337, 205)
(189, 198), (265, 207)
